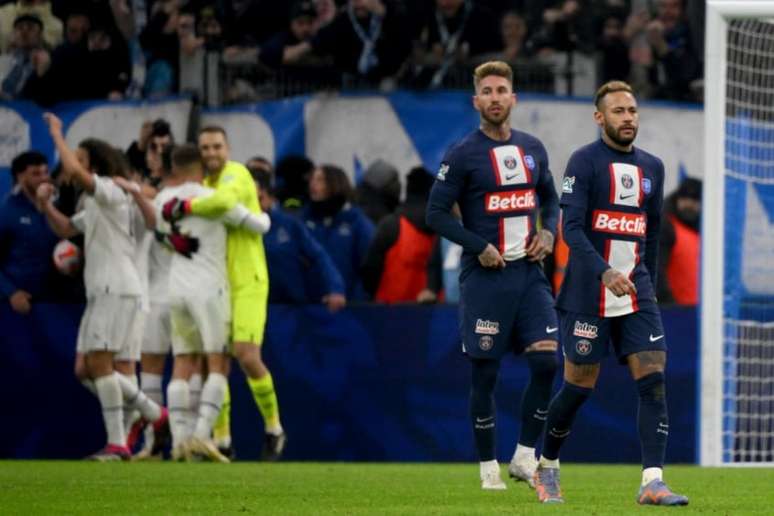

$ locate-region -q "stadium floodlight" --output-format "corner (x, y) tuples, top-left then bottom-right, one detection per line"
(702, 0), (774, 467)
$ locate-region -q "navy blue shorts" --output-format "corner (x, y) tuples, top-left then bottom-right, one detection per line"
(559, 303), (667, 364)
(459, 260), (558, 359)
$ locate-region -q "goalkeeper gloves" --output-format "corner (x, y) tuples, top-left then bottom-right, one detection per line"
(155, 230), (199, 259)
(162, 197), (192, 222)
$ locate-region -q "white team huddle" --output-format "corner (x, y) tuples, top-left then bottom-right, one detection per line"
(35, 114), (270, 461)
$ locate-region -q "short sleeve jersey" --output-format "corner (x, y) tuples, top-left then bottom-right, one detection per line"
(557, 139), (665, 317)
(70, 176), (143, 297)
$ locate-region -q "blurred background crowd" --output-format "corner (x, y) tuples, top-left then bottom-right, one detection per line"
(0, 0), (705, 105)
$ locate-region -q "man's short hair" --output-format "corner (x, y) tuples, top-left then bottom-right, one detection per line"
(290, 0), (317, 20)
(171, 144), (202, 169)
(13, 13), (43, 30)
(198, 125), (228, 140)
(11, 151), (47, 178)
(473, 61), (513, 90)
(594, 80), (634, 110)
(151, 118), (172, 137)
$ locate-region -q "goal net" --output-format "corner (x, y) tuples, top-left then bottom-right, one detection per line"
(702, 1), (774, 466)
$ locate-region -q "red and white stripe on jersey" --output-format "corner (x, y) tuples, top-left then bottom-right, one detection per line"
(599, 240), (640, 317)
(499, 216), (531, 260)
(608, 163), (643, 207)
(592, 210), (647, 237)
(485, 189), (536, 214)
(489, 145), (532, 186)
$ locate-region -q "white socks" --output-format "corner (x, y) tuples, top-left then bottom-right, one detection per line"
(194, 373), (227, 440)
(512, 444), (536, 464)
(642, 467), (663, 486)
(188, 373), (202, 435)
(120, 373), (141, 434)
(167, 379), (191, 447)
(479, 459), (499, 476)
(539, 455), (560, 469)
(140, 372), (164, 406)
(116, 372), (161, 422)
(94, 373), (125, 447)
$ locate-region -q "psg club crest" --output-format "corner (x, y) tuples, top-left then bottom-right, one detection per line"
(576, 339), (592, 356)
(642, 177), (652, 194)
(503, 156), (517, 170)
(524, 155), (535, 170)
(621, 173), (634, 189)
(479, 335), (494, 351)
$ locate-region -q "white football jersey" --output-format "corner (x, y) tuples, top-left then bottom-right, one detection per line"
(156, 182), (250, 298)
(132, 206), (153, 311)
(70, 176), (143, 297)
(147, 194), (173, 304)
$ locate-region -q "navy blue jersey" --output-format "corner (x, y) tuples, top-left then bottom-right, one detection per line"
(426, 129), (559, 279)
(557, 139), (664, 317)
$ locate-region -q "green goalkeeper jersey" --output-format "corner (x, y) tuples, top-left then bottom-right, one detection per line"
(190, 160), (268, 289)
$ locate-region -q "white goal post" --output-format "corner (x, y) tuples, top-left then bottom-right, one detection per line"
(702, 0), (774, 466)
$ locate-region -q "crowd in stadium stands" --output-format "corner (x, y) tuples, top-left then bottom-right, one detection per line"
(0, 0), (705, 104)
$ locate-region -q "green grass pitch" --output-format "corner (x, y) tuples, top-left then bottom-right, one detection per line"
(1, 461), (772, 514)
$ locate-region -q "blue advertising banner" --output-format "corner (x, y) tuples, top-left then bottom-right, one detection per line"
(0, 303), (698, 463)
(1, 93), (703, 200)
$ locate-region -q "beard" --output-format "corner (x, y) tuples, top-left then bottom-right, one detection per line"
(604, 120), (637, 146)
(481, 104), (512, 127)
(204, 157), (225, 174)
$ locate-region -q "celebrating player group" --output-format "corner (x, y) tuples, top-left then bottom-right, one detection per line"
(36, 115), (285, 464)
(427, 61), (688, 506)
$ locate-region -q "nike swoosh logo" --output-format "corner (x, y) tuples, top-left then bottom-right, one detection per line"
(476, 417), (493, 423)
(620, 194), (636, 200)
(505, 173), (519, 180)
(546, 326), (558, 333)
(649, 334), (664, 342)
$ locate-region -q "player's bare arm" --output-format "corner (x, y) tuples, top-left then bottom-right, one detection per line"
(35, 183), (78, 239)
(42, 113), (96, 193)
(114, 176), (157, 230)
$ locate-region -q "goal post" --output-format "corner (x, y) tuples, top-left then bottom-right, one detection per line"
(702, 0), (774, 466)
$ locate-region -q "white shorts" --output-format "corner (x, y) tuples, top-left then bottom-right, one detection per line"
(169, 291), (230, 356)
(142, 302), (172, 355)
(77, 294), (145, 361)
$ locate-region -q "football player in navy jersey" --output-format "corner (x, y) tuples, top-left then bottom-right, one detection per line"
(533, 81), (689, 506)
(426, 61), (560, 490)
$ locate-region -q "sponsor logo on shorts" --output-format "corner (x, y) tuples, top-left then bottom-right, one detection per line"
(592, 210), (646, 237)
(475, 319), (500, 335)
(484, 189), (536, 213)
(573, 321), (598, 339)
(479, 335), (494, 351)
(576, 339), (592, 355)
